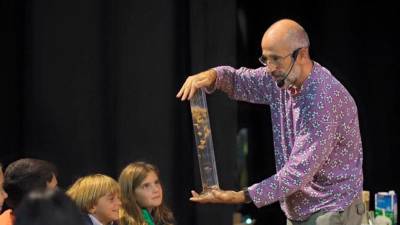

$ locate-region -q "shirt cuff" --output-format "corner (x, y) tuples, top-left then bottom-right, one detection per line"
(204, 67), (225, 94)
(247, 182), (268, 208)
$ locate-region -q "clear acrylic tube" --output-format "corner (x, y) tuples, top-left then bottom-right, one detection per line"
(190, 89), (220, 193)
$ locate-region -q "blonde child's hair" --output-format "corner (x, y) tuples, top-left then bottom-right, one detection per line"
(66, 174), (120, 213)
(119, 162), (174, 225)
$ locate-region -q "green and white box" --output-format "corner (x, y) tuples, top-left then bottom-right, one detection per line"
(375, 191), (397, 225)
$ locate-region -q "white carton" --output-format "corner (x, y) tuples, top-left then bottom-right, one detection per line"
(375, 191), (397, 225)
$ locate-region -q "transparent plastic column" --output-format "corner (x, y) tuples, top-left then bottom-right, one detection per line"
(190, 89), (220, 194)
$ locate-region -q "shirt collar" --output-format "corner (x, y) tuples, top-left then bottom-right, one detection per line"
(288, 61), (318, 96)
(88, 214), (105, 225)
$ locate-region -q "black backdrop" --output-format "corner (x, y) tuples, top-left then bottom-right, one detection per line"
(1, 1), (399, 225)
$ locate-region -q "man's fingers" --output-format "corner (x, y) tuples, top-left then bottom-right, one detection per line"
(176, 85), (184, 98)
(180, 86), (189, 101)
(188, 84), (197, 100)
(190, 190), (214, 203)
(191, 190), (200, 197)
(190, 189), (241, 204)
(177, 77), (199, 101)
(190, 190), (206, 202)
(181, 79), (194, 101)
(189, 190), (221, 203)
(177, 69), (216, 101)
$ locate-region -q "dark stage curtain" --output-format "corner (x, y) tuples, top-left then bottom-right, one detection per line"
(1, 0), (237, 224)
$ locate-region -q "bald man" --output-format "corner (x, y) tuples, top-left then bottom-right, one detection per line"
(177, 19), (364, 225)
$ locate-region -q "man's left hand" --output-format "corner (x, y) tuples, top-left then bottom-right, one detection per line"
(190, 189), (246, 204)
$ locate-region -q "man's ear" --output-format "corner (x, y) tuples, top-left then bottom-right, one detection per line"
(299, 48), (309, 63)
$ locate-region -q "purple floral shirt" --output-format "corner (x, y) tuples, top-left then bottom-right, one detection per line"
(213, 62), (363, 221)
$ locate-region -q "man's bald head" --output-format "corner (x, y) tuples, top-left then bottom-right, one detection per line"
(261, 19), (309, 53)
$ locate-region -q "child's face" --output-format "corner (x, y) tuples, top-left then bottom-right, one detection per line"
(0, 169), (8, 211)
(90, 193), (121, 224)
(134, 171), (163, 211)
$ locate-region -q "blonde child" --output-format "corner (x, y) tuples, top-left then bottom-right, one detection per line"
(119, 162), (174, 225)
(67, 174), (121, 225)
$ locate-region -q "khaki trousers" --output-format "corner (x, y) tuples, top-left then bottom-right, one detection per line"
(287, 197), (365, 225)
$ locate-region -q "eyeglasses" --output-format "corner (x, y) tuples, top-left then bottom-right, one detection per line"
(258, 48), (302, 66)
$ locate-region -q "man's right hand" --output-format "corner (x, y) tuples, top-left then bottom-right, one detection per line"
(176, 69), (217, 101)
